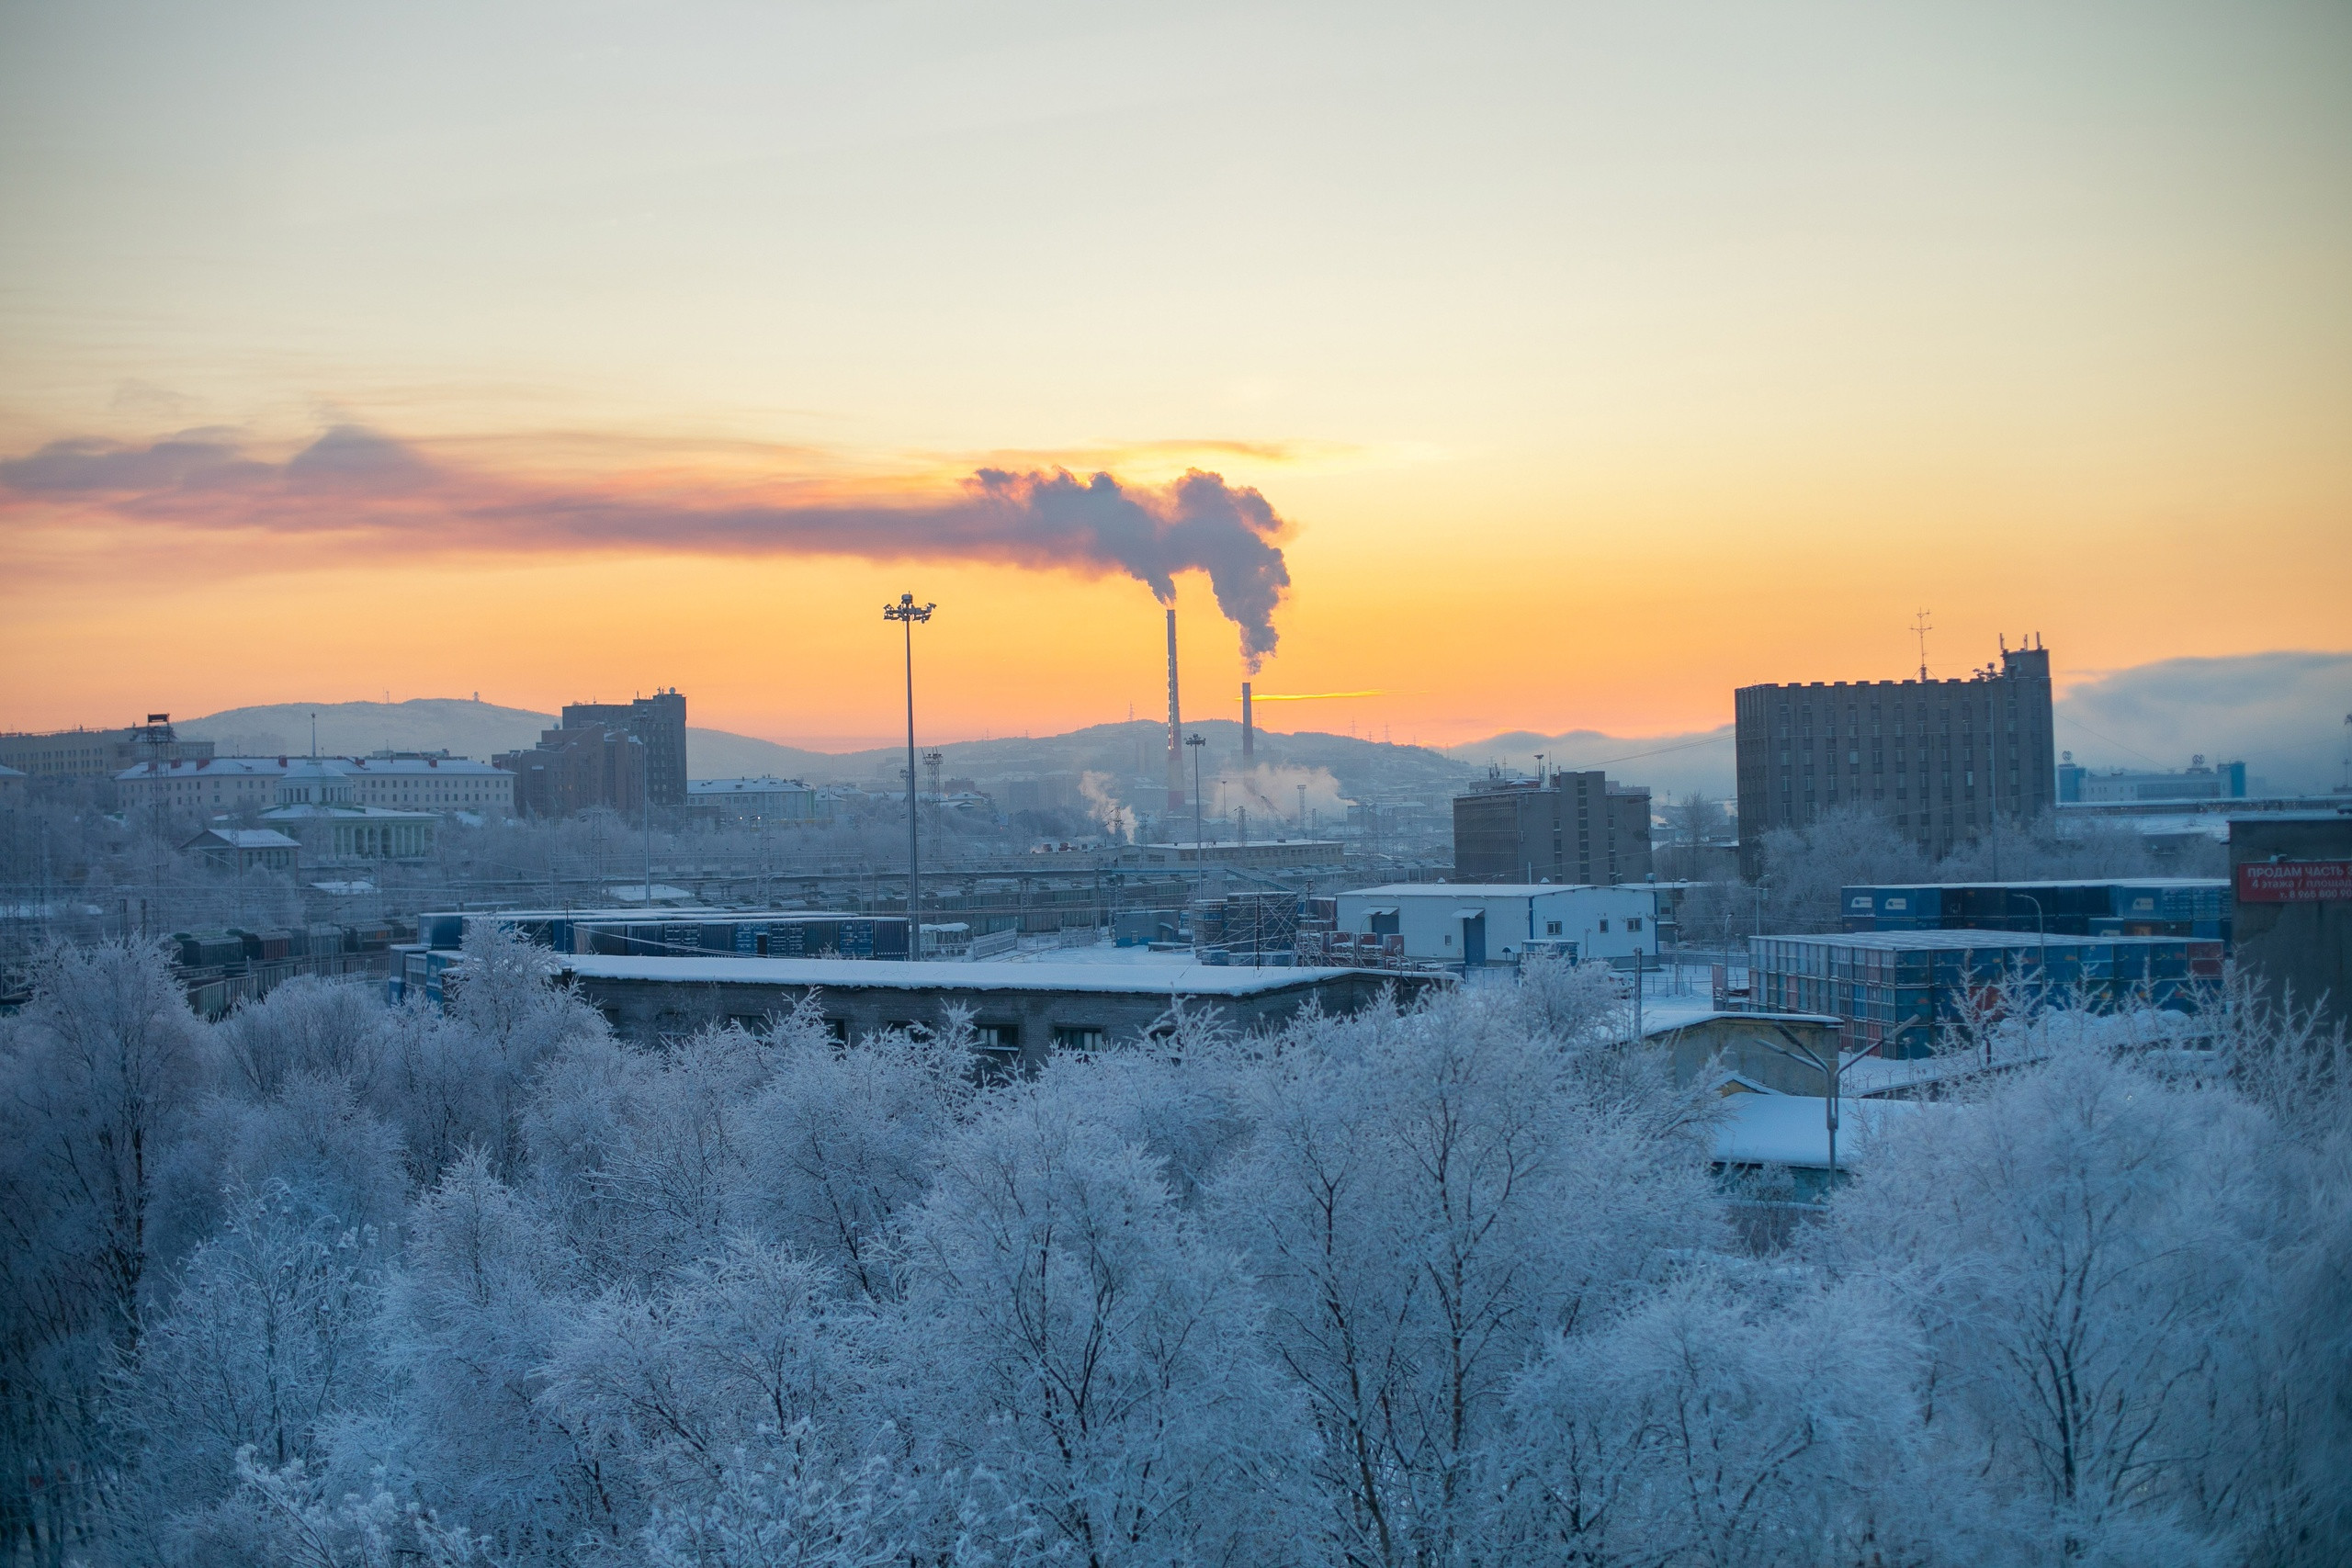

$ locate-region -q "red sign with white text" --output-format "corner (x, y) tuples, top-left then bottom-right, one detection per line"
(2237, 861), (2352, 903)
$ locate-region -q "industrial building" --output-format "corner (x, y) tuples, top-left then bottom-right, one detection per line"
(686, 777), (829, 825)
(1333, 883), (1660, 967)
(2058, 756), (2246, 804)
(1453, 769), (1654, 885)
(1839, 878), (2230, 940)
(1746, 929), (2224, 1058)
(1735, 638), (2055, 875)
(0, 713), (211, 779)
(536, 953), (1442, 1055)
(563, 691), (688, 807)
(2229, 812), (2352, 1030)
(418, 908), (915, 962)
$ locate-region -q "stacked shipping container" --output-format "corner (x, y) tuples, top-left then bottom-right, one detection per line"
(1750, 928), (2224, 1058)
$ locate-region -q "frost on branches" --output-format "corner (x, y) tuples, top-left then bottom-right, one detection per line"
(1, 937), (2346, 1566)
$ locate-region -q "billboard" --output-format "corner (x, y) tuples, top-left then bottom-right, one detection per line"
(2236, 861), (2352, 904)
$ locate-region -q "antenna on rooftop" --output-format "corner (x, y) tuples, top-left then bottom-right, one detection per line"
(1910, 609), (1933, 682)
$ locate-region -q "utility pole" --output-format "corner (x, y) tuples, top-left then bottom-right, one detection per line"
(884, 592), (935, 958)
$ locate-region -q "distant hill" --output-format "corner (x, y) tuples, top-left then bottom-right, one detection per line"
(177, 701), (1480, 807)
(1445, 726), (1738, 802)
(179, 698), (556, 761)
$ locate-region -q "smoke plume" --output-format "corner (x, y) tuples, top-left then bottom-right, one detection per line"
(1, 425), (1295, 666)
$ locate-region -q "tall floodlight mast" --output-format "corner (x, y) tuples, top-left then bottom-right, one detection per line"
(884, 592), (935, 959)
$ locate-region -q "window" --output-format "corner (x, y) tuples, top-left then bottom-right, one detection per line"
(1626, 916), (1643, 932)
(1053, 1025), (1105, 1054)
(1544, 919), (1563, 936)
(1597, 919), (1610, 933)
(1442, 933), (1453, 946)
(974, 1022), (1019, 1055)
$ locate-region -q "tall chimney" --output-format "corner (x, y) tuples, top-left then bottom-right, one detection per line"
(1241, 682), (1254, 761)
(1165, 608), (1185, 812)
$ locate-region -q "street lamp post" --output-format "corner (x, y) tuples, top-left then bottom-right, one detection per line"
(884, 592), (935, 959)
(1186, 733), (1206, 847)
(2013, 891), (2047, 1068)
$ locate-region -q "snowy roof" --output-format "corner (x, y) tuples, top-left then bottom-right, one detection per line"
(1713, 1095), (1928, 1169)
(261, 803), (438, 822)
(0, 763), (24, 779)
(688, 777), (813, 795)
(1340, 884), (1653, 900)
(116, 757), (290, 780)
(339, 757), (510, 777)
(1760, 929), (2217, 953)
(1634, 998), (1843, 1038)
(556, 953), (1376, 998)
(116, 754), (510, 781)
(185, 828), (300, 850)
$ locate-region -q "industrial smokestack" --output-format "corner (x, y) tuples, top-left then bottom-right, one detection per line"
(1165, 608), (1185, 812)
(1242, 682), (1253, 761)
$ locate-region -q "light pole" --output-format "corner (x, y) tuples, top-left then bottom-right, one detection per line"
(1185, 734), (1206, 846)
(2013, 891), (2046, 1068)
(884, 592), (935, 959)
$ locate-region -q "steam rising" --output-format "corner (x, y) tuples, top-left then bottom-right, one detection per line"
(1, 425), (1295, 666)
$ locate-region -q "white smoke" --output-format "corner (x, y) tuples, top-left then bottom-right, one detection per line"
(1080, 771), (1136, 841)
(1227, 762), (1350, 830)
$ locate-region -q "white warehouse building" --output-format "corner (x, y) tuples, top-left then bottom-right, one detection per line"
(1335, 883), (1661, 967)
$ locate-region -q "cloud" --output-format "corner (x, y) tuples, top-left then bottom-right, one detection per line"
(2053, 651), (2352, 792)
(0, 424), (1295, 665)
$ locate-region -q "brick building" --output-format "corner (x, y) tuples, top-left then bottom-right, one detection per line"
(1453, 769), (1653, 884)
(0, 714), (211, 779)
(1735, 639), (2055, 877)
(561, 690), (687, 807)
(493, 724), (647, 818)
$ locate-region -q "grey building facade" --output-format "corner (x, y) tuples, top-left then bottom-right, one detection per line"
(1736, 640), (2055, 877)
(2230, 812), (2352, 1031)
(1453, 770), (1654, 885)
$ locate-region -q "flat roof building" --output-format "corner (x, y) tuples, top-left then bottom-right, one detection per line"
(2229, 811), (2352, 1030)
(541, 953), (1444, 1059)
(1748, 928), (2223, 1058)
(1334, 883), (1661, 968)
(1736, 639), (2055, 876)
(562, 690), (687, 807)
(1453, 769), (1653, 886)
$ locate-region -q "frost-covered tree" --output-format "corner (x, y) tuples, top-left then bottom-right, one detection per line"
(899, 1073), (1309, 1566)
(1217, 981), (1721, 1565)
(105, 1184), (382, 1564)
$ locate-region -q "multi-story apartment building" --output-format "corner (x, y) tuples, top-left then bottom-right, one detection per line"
(1453, 769), (1654, 885)
(493, 724), (647, 818)
(1735, 639), (2055, 877)
(561, 690), (687, 807)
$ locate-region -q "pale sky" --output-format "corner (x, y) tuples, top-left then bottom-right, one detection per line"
(3, 0), (2346, 749)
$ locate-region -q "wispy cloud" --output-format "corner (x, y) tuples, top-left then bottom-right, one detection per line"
(1, 424), (1297, 665)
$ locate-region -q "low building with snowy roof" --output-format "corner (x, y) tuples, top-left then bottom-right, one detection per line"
(181, 827), (300, 874)
(537, 953), (1448, 1061)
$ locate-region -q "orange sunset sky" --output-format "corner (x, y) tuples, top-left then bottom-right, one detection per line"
(3, 1), (2347, 750)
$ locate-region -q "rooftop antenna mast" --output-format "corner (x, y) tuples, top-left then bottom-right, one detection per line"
(1911, 609), (1934, 682)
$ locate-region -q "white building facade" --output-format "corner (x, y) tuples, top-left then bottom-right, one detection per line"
(118, 754), (513, 817)
(1335, 883), (1661, 966)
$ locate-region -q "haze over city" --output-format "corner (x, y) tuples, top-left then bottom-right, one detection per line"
(4, 0), (2347, 749)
